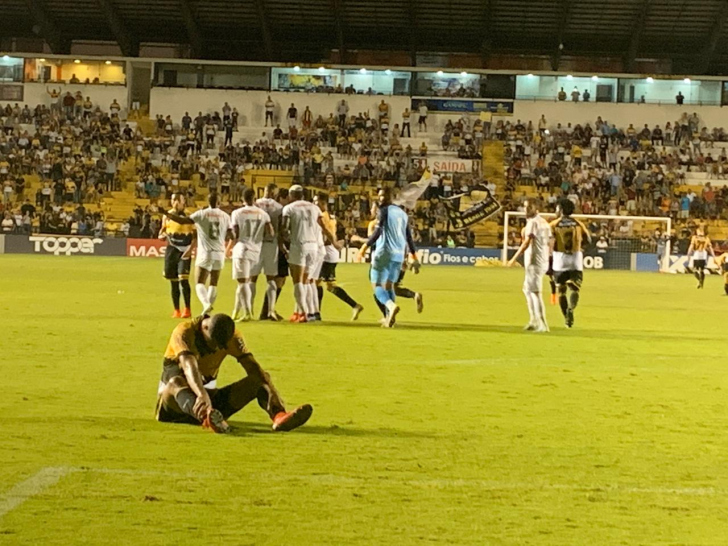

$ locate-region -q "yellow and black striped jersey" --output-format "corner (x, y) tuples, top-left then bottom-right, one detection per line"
(690, 235), (711, 253)
(549, 216), (589, 254)
(163, 210), (195, 249)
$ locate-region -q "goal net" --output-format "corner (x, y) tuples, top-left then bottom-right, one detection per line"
(502, 212), (672, 273)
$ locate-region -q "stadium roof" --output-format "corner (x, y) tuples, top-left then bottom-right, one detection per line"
(5, 0), (728, 74)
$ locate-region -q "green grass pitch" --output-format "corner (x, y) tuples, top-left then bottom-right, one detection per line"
(1, 255), (727, 545)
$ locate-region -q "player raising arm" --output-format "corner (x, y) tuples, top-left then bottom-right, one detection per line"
(158, 192), (196, 318)
(507, 198), (552, 332)
(155, 313), (312, 433)
(162, 193), (232, 315)
(357, 188), (420, 328)
(549, 199), (591, 328)
(229, 189), (274, 322)
(687, 228), (715, 289)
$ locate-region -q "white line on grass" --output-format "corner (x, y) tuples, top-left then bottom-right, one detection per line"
(0, 466), (78, 518)
(1, 466), (721, 521)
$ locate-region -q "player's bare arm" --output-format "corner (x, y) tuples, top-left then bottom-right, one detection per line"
(161, 207), (195, 225)
(278, 215), (290, 256)
(508, 235), (532, 267)
(178, 353), (212, 420)
(236, 353), (284, 412)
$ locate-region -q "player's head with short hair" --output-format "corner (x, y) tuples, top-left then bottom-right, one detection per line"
(289, 184), (304, 201)
(277, 188), (289, 205)
(264, 183), (277, 198)
(170, 192), (185, 212)
(243, 188), (255, 205)
(378, 187), (392, 207)
(558, 198), (575, 217)
(315, 192), (328, 211)
(208, 193), (219, 208)
(524, 198), (540, 219)
(205, 314), (236, 350)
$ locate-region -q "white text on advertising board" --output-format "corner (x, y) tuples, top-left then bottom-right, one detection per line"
(29, 236), (103, 256)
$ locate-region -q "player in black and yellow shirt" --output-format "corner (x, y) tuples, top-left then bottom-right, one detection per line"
(159, 193), (195, 318)
(156, 313), (313, 433)
(715, 252), (728, 295)
(549, 199), (591, 328)
(687, 228), (715, 289)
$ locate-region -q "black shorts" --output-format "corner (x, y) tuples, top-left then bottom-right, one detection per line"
(320, 261), (337, 282)
(693, 259), (707, 270)
(418, 116), (427, 124)
(277, 249), (289, 278)
(164, 246), (191, 280)
(555, 270), (583, 289)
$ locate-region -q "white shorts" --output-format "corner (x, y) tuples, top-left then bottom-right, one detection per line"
(309, 247), (326, 280)
(693, 251), (708, 261)
(196, 250), (225, 272)
(232, 255), (259, 279)
(523, 265), (546, 293)
(552, 251), (583, 272)
(253, 243), (279, 277)
(288, 242), (319, 269)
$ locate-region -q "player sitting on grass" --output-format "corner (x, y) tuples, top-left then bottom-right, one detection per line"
(155, 313), (313, 433)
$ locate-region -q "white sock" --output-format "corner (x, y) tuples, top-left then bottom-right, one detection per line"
(234, 283), (245, 316)
(196, 283), (209, 308)
(294, 282), (308, 315)
(207, 285), (218, 306)
(239, 283), (250, 314)
(249, 282), (257, 314)
(530, 291), (547, 327)
(266, 280), (277, 317)
(312, 283), (320, 313)
(523, 289), (535, 324)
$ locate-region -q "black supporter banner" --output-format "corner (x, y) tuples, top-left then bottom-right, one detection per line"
(441, 185), (502, 231)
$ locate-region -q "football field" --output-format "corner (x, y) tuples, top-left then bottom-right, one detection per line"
(0, 255), (726, 545)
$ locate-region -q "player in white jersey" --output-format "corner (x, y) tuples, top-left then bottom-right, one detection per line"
(162, 193), (232, 315)
(254, 183), (284, 320)
(305, 205), (326, 321)
(507, 198), (553, 332)
(229, 189), (273, 322)
(280, 185), (335, 323)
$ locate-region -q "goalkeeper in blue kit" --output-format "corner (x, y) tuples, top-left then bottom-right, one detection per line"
(358, 188), (420, 328)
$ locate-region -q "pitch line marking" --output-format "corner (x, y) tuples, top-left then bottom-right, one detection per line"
(1, 466), (721, 521)
(0, 466), (78, 519)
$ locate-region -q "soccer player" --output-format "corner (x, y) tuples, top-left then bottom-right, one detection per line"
(158, 192), (195, 318)
(314, 192), (364, 321)
(254, 183), (284, 321)
(363, 203), (422, 321)
(357, 188), (420, 328)
(715, 252), (728, 295)
(229, 189), (273, 322)
(259, 187), (290, 321)
(280, 185), (335, 322)
(549, 199), (591, 328)
(155, 313), (313, 433)
(162, 193), (232, 315)
(687, 228), (715, 289)
(507, 198), (552, 332)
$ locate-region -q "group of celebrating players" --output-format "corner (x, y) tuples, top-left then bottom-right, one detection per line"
(153, 183), (424, 434)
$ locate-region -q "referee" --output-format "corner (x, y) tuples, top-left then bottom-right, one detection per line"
(159, 193), (195, 318)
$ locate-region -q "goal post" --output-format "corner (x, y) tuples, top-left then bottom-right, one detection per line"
(502, 212), (672, 273)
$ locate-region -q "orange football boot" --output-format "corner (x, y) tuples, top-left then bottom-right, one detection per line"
(181, 308), (192, 318)
(171, 309), (182, 318)
(202, 409), (230, 434)
(272, 404), (313, 432)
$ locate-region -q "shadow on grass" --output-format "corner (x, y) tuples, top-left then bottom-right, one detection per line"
(226, 422), (436, 439)
(312, 320), (712, 342)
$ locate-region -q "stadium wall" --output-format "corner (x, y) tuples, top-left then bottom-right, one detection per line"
(512, 101), (728, 131)
(0, 83), (129, 116)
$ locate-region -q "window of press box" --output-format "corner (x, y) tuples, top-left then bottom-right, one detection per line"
(413, 72), (483, 98)
(0, 56), (24, 83)
(516, 75), (617, 102)
(153, 63), (268, 90)
(24, 59), (126, 84)
(271, 67), (342, 92)
(617, 78), (721, 105)
(341, 70), (411, 95)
